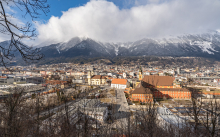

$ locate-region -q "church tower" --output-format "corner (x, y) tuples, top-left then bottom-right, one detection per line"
(91, 66), (94, 76)
(139, 66), (143, 81)
(91, 70), (94, 76)
(88, 71), (91, 85)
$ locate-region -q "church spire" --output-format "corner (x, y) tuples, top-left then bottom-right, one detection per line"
(139, 66), (142, 73)
(139, 66), (143, 81)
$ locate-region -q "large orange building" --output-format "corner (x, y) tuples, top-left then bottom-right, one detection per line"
(131, 75), (191, 102)
(131, 82), (153, 103)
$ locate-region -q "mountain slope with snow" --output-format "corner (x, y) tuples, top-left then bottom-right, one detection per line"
(40, 31), (220, 59)
(2, 31), (220, 61)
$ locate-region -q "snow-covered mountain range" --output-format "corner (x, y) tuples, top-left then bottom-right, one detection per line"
(37, 31), (220, 59)
(1, 31), (220, 60)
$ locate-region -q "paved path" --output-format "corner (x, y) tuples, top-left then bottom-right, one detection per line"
(114, 89), (130, 129)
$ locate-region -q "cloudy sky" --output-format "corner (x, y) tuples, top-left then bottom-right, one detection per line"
(1, 0), (220, 45)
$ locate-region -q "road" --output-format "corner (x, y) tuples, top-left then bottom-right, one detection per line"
(114, 89), (130, 129)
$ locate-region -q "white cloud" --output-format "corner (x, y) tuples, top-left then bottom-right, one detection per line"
(36, 0), (220, 45)
(0, 16), (26, 42)
(0, 3), (23, 42)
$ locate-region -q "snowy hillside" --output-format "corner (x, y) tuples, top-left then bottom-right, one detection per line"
(2, 31), (220, 59)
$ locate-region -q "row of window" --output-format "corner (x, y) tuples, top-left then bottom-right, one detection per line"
(133, 96), (190, 100)
(161, 97), (191, 99)
(155, 94), (191, 97)
(133, 97), (152, 99)
(133, 94), (152, 97)
(91, 82), (100, 85)
(132, 99), (153, 102)
(155, 91), (190, 94)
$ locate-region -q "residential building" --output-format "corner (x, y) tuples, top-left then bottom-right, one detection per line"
(0, 77), (14, 85)
(26, 77), (45, 84)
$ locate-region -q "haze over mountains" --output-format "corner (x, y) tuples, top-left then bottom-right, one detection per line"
(36, 31), (220, 60)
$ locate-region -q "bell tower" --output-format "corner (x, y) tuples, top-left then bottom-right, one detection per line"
(139, 66), (143, 81)
(88, 71), (91, 85)
(91, 70), (94, 76)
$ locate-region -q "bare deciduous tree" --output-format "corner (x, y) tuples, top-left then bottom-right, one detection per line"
(0, 0), (50, 67)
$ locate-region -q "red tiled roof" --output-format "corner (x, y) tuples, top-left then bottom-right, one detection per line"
(131, 82), (152, 94)
(91, 75), (106, 79)
(142, 75), (174, 86)
(111, 79), (127, 85)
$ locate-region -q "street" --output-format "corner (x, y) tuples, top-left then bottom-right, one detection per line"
(114, 89), (130, 129)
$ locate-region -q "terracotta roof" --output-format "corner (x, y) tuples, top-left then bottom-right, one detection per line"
(142, 75), (174, 86)
(131, 82), (152, 94)
(111, 79), (127, 85)
(91, 75), (106, 79)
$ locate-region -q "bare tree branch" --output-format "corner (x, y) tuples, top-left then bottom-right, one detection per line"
(0, 0), (49, 68)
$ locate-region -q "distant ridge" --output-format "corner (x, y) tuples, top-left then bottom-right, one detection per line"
(36, 31), (220, 59)
(1, 31), (220, 62)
